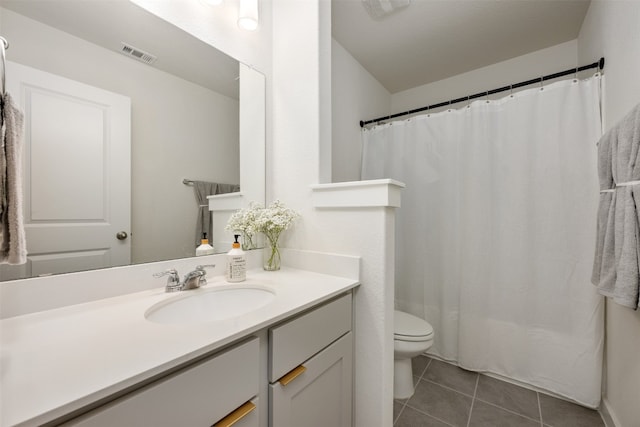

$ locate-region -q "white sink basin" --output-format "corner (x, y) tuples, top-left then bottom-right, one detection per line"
(145, 285), (276, 325)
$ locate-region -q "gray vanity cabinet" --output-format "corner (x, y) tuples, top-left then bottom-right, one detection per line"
(58, 291), (355, 427)
(268, 293), (353, 427)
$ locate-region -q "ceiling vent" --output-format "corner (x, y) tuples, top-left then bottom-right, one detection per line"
(119, 42), (157, 65)
(362, 0), (410, 20)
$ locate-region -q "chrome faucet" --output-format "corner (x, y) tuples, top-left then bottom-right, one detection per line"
(153, 264), (216, 293)
(180, 269), (206, 290)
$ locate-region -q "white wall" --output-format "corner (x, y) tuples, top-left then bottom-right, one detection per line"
(331, 39), (391, 183)
(391, 40), (578, 114)
(272, 2), (395, 426)
(271, 0), (321, 207)
(578, 2), (640, 426)
(1, 8), (240, 263)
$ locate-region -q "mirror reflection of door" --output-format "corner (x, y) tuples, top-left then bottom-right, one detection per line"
(0, 61), (131, 280)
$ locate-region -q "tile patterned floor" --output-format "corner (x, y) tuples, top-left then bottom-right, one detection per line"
(394, 356), (605, 427)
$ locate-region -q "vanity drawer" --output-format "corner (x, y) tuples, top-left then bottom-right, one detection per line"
(65, 337), (259, 427)
(269, 293), (352, 383)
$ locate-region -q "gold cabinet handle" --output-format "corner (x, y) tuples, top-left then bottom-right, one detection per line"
(213, 401), (256, 427)
(278, 365), (307, 386)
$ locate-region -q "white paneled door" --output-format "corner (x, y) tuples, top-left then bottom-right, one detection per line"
(1, 61), (131, 280)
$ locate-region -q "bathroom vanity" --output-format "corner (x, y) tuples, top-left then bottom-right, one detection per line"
(0, 267), (358, 427)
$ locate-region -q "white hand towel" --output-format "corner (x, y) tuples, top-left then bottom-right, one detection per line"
(0, 92), (27, 264)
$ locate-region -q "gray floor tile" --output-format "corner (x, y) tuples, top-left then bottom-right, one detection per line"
(394, 400), (405, 424)
(413, 355), (431, 378)
(539, 393), (604, 427)
(424, 359), (478, 396)
(395, 405), (452, 427)
(394, 370), (602, 427)
(469, 400), (541, 427)
(407, 380), (472, 427)
(475, 375), (540, 420)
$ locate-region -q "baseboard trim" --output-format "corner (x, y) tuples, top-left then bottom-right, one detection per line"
(600, 398), (620, 427)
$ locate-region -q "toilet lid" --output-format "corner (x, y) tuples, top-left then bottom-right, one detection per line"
(394, 310), (434, 339)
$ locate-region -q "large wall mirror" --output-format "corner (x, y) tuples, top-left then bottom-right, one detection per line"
(0, 0), (266, 281)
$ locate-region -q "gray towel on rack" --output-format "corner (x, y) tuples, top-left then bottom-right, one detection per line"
(592, 102), (640, 309)
(192, 181), (239, 245)
(0, 93), (27, 264)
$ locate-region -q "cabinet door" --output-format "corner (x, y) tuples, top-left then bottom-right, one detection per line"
(270, 332), (352, 427)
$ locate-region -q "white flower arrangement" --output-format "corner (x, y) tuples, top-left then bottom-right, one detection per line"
(226, 200), (299, 270)
(255, 200), (299, 243)
(256, 200), (299, 270)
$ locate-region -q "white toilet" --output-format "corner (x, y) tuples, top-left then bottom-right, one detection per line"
(394, 310), (434, 399)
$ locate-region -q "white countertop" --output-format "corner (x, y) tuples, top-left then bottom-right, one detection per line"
(0, 267), (359, 427)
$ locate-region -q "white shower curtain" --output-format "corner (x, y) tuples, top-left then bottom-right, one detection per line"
(362, 75), (604, 407)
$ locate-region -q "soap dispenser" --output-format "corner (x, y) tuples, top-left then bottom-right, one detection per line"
(226, 234), (246, 282)
(196, 233), (215, 256)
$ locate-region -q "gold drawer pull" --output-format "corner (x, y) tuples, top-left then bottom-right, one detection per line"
(213, 401), (256, 427)
(278, 365), (307, 386)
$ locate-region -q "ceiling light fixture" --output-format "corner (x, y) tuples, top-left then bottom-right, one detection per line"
(238, 0), (259, 31)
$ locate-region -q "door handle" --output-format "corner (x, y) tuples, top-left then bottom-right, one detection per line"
(116, 231), (128, 240)
(213, 401), (256, 427)
(278, 365), (307, 386)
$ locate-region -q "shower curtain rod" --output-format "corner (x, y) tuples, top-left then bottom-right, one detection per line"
(359, 57), (605, 128)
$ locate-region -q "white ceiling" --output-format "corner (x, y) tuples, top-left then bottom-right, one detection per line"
(0, 0), (240, 99)
(332, 0), (591, 94)
(3, 0), (590, 98)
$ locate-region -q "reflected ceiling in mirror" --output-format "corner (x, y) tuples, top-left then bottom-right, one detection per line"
(0, 0), (265, 281)
(2, 0), (239, 98)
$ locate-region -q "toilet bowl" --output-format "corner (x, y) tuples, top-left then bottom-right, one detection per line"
(394, 310), (434, 399)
